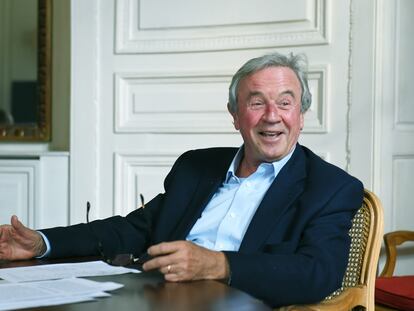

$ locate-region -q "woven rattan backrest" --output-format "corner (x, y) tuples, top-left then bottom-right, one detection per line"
(325, 198), (371, 300)
(280, 190), (383, 310)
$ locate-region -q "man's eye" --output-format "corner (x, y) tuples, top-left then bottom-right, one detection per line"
(250, 102), (264, 108)
(278, 101), (291, 109)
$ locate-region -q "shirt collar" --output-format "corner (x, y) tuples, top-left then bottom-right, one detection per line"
(226, 144), (296, 182)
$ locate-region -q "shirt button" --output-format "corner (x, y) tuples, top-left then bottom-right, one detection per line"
(230, 212), (236, 218)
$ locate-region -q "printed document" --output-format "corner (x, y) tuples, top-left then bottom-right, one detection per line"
(0, 277), (123, 311)
(0, 260), (139, 283)
(0, 261), (139, 310)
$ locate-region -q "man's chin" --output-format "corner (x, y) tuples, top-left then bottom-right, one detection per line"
(256, 142), (296, 163)
(259, 152), (286, 163)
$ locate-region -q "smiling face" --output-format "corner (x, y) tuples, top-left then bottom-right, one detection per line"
(229, 66), (304, 174)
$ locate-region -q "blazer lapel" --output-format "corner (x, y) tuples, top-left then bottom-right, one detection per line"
(170, 177), (221, 240)
(170, 149), (236, 240)
(239, 145), (307, 252)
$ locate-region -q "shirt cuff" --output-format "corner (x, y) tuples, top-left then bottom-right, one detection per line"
(36, 231), (51, 258)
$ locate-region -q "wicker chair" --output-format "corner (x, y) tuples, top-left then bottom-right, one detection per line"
(279, 189), (384, 311)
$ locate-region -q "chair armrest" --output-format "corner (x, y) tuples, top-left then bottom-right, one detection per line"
(380, 231), (414, 277)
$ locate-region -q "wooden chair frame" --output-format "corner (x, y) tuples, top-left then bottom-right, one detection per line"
(279, 189), (384, 311)
(379, 230), (414, 277)
(375, 230), (414, 311)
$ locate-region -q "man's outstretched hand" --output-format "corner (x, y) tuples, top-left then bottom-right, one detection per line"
(0, 215), (46, 261)
(142, 241), (230, 282)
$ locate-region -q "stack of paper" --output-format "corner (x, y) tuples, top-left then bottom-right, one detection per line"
(0, 260), (139, 283)
(0, 278), (122, 310)
(0, 261), (139, 310)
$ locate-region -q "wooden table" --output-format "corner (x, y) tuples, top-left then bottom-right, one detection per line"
(0, 258), (272, 311)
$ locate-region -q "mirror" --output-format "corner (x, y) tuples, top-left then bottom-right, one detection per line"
(0, 0), (51, 141)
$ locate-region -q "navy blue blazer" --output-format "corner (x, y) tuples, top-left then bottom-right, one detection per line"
(42, 144), (363, 307)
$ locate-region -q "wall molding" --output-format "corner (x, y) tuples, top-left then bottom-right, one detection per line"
(305, 65), (328, 133)
(0, 160), (38, 227)
(392, 155), (414, 229)
(113, 152), (179, 215)
(393, 0), (414, 131)
(115, 66), (327, 134)
(115, 0), (328, 53)
(114, 71), (233, 133)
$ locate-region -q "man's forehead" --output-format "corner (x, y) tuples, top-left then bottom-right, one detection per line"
(247, 89), (296, 99)
(239, 67), (302, 94)
(242, 67), (299, 84)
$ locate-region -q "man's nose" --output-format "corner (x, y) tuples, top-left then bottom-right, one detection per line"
(262, 103), (281, 122)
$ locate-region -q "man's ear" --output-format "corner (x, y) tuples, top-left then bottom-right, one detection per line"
(227, 103), (240, 130)
(300, 112), (304, 130)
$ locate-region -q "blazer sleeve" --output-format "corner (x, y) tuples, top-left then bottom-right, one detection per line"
(224, 178), (364, 308)
(40, 151), (189, 259)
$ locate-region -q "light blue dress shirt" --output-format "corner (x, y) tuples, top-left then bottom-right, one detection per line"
(186, 146), (294, 251)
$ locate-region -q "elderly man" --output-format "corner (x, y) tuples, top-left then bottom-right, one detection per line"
(0, 52), (363, 308)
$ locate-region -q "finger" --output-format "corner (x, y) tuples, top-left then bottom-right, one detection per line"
(160, 264), (172, 275)
(142, 253), (177, 271)
(10, 216), (35, 240)
(10, 215), (25, 232)
(10, 216), (29, 241)
(165, 273), (181, 282)
(10, 215), (18, 224)
(160, 264), (185, 282)
(147, 241), (181, 257)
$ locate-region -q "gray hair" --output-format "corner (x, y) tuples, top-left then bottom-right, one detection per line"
(228, 52), (312, 113)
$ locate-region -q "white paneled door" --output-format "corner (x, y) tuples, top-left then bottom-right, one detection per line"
(375, 0), (414, 275)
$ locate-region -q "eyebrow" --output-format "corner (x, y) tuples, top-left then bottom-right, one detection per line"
(247, 90), (297, 100)
(247, 91), (264, 100)
(278, 90), (296, 99)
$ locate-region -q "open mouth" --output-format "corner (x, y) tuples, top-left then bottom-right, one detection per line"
(259, 131), (283, 138)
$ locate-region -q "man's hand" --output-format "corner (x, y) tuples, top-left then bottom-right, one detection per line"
(142, 241), (230, 282)
(0, 215), (46, 260)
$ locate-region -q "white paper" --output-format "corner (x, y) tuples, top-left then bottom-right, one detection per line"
(0, 296), (95, 311)
(0, 278), (124, 311)
(0, 260), (139, 283)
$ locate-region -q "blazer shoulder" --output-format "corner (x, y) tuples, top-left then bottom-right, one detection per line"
(167, 147), (238, 180)
(297, 145), (364, 216)
(300, 145), (363, 189)
(178, 147), (238, 167)
(181, 147), (238, 159)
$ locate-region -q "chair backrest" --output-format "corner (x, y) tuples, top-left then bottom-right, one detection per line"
(380, 230), (414, 277)
(280, 189), (384, 311)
